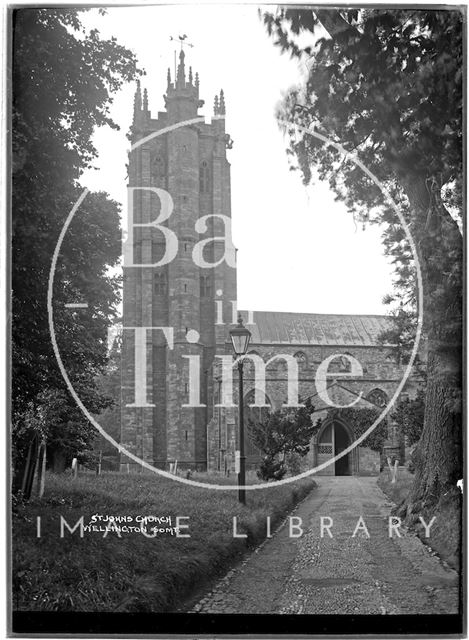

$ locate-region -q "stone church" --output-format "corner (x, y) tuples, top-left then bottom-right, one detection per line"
(120, 52), (420, 476)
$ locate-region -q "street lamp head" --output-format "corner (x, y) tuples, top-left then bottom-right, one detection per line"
(229, 314), (252, 356)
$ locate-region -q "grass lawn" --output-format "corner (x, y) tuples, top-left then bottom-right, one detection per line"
(377, 467), (461, 570)
(377, 466), (415, 507)
(12, 471), (316, 612)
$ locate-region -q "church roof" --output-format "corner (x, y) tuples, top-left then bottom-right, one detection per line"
(238, 311), (393, 347)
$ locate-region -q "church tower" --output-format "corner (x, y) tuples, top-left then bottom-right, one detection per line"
(121, 51), (236, 471)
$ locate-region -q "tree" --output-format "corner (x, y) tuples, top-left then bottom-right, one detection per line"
(93, 329), (122, 470)
(262, 8), (462, 520)
(12, 388), (106, 475)
(12, 9), (141, 480)
(248, 400), (319, 481)
(391, 390), (425, 447)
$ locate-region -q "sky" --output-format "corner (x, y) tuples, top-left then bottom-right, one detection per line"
(80, 5), (396, 315)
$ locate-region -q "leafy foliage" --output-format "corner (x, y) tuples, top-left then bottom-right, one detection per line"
(12, 9), (141, 476)
(262, 7), (462, 341)
(248, 400), (319, 481)
(329, 408), (388, 452)
(12, 389), (107, 475)
(13, 472), (315, 611)
(391, 389), (425, 446)
(261, 7), (462, 504)
(93, 330), (122, 469)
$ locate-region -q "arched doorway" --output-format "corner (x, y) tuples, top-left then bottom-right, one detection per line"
(317, 420), (353, 476)
(334, 422), (351, 475)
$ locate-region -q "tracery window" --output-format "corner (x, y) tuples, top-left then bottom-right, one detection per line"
(243, 351), (261, 376)
(244, 389), (271, 457)
(329, 352), (353, 373)
(339, 352), (353, 373)
(151, 155), (165, 179)
(244, 389), (271, 420)
(199, 160), (210, 193)
(294, 351), (308, 366)
(366, 388), (388, 408)
(200, 275), (212, 298)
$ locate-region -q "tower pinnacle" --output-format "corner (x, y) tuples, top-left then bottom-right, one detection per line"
(165, 48), (201, 117)
(123, 49), (235, 473)
(176, 49), (186, 88)
(133, 80), (142, 120)
(219, 89), (226, 115)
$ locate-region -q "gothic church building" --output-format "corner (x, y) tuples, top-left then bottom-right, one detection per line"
(121, 53), (418, 476)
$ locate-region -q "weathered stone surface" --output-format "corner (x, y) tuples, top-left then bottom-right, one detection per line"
(121, 59), (235, 471)
(121, 58), (424, 475)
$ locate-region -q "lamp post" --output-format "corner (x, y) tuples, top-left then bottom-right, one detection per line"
(229, 314), (252, 504)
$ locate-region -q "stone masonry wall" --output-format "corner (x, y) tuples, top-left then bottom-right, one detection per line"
(208, 341), (423, 475)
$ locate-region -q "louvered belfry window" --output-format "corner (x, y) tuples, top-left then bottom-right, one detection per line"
(200, 275), (211, 298)
(199, 160), (210, 193)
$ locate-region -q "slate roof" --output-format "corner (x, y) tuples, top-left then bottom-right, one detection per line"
(238, 311), (393, 347)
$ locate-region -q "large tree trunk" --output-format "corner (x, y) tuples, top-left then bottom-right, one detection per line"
(400, 176), (462, 563)
(408, 347), (462, 503)
(314, 20), (462, 500)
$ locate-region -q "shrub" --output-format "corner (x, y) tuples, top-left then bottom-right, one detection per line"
(248, 399), (320, 481)
(391, 389), (425, 446)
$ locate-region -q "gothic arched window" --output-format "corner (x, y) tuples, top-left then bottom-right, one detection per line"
(244, 389), (271, 458)
(339, 353), (353, 373)
(366, 388), (388, 408)
(151, 155), (165, 180)
(199, 160), (210, 193)
(200, 275), (212, 298)
(244, 389), (271, 420)
(329, 352), (353, 373)
(243, 351), (261, 377)
(294, 351), (308, 366)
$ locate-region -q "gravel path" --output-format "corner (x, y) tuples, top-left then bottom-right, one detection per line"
(189, 477), (459, 615)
